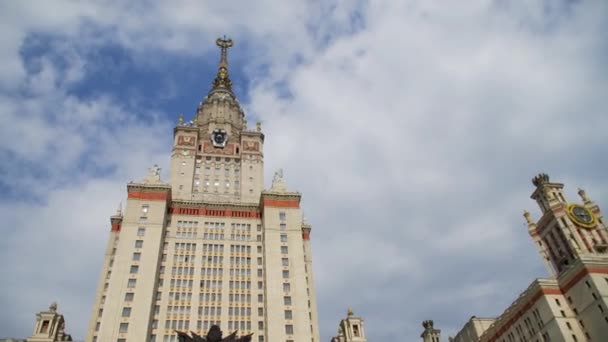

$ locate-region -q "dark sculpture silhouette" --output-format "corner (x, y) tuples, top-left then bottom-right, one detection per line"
(176, 325), (253, 342)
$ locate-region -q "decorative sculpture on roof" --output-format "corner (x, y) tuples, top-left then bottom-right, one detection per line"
(532, 173), (550, 187)
(270, 168), (287, 192)
(49, 302), (58, 312)
(175, 325), (252, 342)
(578, 188), (591, 203)
(143, 164), (162, 184)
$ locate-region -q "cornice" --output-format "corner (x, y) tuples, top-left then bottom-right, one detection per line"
(127, 182), (172, 192)
(171, 200), (260, 211)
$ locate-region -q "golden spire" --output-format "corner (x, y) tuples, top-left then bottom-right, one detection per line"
(211, 36), (234, 93)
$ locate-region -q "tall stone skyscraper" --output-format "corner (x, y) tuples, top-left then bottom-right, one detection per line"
(86, 38), (320, 342)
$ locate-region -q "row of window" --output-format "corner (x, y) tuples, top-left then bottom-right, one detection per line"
(230, 256), (252, 265)
(167, 292), (193, 301)
(167, 306), (191, 314)
(169, 279), (193, 288)
(230, 245), (251, 253)
(229, 281), (251, 290)
(167, 243), (264, 254)
(176, 231), (197, 238)
(196, 306), (222, 316)
(228, 307), (252, 316)
(202, 267), (224, 277)
(203, 244), (225, 252)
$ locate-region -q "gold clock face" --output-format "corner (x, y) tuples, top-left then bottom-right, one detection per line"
(566, 204), (596, 229)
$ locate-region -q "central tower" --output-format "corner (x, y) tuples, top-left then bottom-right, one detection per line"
(170, 37), (264, 204)
(87, 38), (320, 342)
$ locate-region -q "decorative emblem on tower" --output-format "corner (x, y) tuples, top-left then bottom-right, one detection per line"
(211, 128), (228, 148)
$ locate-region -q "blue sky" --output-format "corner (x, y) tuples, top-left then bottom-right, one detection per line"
(1, 1), (607, 341)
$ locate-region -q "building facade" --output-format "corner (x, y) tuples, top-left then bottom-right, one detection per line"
(449, 174), (608, 342)
(86, 38), (320, 342)
(449, 317), (494, 342)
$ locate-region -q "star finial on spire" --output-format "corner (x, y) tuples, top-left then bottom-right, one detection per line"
(211, 36), (234, 92)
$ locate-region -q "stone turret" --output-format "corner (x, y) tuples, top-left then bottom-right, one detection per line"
(27, 302), (72, 342)
(421, 320), (441, 342)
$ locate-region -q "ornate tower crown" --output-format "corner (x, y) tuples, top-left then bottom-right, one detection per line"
(532, 173), (550, 187)
(211, 36), (234, 94)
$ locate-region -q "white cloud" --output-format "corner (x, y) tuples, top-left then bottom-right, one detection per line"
(0, 1), (607, 341)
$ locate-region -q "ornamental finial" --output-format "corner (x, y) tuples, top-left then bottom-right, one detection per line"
(211, 36), (234, 92)
(523, 210), (535, 226)
(578, 188), (591, 204)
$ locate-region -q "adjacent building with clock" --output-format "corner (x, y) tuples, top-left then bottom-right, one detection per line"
(449, 173), (608, 342)
(85, 38), (320, 342)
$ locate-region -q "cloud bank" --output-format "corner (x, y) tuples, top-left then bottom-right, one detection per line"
(0, 1), (607, 340)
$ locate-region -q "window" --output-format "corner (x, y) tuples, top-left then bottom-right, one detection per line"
(555, 298), (561, 306)
(258, 308), (263, 316)
(280, 234), (288, 242)
(257, 246), (262, 253)
(130, 265), (139, 274)
(284, 296), (292, 305)
(137, 227), (146, 236)
(122, 307), (131, 317)
(119, 323), (128, 333)
(282, 270), (290, 278)
(132, 252), (141, 261)
(257, 257), (263, 265)
(117, 339), (126, 342)
(279, 212), (286, 221)
(258, 321), (264, 329)
(40, 320), (49, 333)
(280, 223), (287, 231)
(282, 258), (289, 266)
(135, 240), (143, 248)
(127, 279), (137, 288)
(258, 294), (263, 303)
(285, 310), (292, 319)
(281, 246), (288, 254)
(141, 205), (149, 214)
(125, 293), (134, 302)
(283, 283), (291, 292)
(285, 325), (294, 334)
